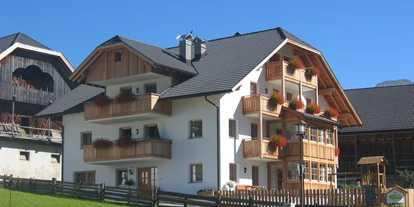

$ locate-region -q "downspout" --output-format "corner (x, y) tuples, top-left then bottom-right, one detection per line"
(205, 96), (221, 190)
(51, 119), (64, 182)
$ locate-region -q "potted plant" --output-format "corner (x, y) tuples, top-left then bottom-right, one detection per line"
(115, 90), (136, 103)
(92, 137), (113, 149)
(125, 179), (135, 186)
(269, 134), (287, 149)
(289, 99), (305, 110)
(306, 103), (322, 115)
(268, 92), (285, 111)
(305, 66), (320, 76)
(324, 107), (339, 119)
(335, 148), (340, 156)
(287, 59), (304, 70)
(93, 94), (111, 107)
(115, 135), (134, 148)
(197, 189), (215, 196)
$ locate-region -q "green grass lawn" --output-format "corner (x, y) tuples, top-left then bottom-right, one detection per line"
(0, 188), (122, 207)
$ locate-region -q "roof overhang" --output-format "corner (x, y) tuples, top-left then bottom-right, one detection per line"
(0, 42), (74, 74)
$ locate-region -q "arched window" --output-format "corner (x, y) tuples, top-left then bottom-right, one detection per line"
(12, 65), (54, 92)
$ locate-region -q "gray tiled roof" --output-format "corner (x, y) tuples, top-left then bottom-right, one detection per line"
(100, 35), (197, 75)
(340, 84), (414, 133)
(161, 27), (297, 98)
(0, 32), (50, 54)
(36, 84), (104, 117)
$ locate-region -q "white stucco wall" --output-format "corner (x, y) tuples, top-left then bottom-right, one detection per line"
(0, 145), (61, 180)
(63, 95), (219, 194)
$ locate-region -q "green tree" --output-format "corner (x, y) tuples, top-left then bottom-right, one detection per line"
(396, 170), (414, 188)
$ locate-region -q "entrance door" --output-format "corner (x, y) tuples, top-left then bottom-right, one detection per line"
(269, 163), (283, 190)
(252, 166), (259, 186)
(138, 168), (151, 190)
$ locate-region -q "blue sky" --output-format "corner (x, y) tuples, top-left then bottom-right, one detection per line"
(1, 0), (413, 89)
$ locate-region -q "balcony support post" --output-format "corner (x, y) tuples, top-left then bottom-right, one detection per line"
(259, 94), (263, 159)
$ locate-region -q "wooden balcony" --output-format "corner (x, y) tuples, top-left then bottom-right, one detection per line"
(243, 138), (280, 160)
(242, 94), (284, 117)
(266, 61), (317, 88)
(280, 140), (335, 160)
(84, 94), (172, 124)
(83, 138), (172, 163)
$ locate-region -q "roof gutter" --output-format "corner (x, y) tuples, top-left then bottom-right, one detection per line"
(204, 95), (221, 190)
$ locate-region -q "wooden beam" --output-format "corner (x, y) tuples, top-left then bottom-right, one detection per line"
(338, 113), (353, 120)
(318, 88), (337, 95)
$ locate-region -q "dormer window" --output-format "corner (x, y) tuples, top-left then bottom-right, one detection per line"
(114, 52), (122, 62)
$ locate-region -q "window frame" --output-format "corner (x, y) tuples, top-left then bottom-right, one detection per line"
(251, 123), (258, 138)
(250, 82), (257, 95)
(327, 165), (334, 182)
(229, 163), (237, 182)
(190, 163), (203, 183)
(74, 171), (96, 184)
(144, 83), (157, 94)
(20, 151), (30, 161)
(120, 87), (132, 94)
(190, 120), (203, 138)
(252, 166), (259, 186)
(80, 131), (92, 149)
(286, 93), (292, 101)
(119, 127), (132, 137)
(311, 162), (318, 181)
(318, 127), (325, 143)
(304, 161), (310, 180)
(319, 163), (326, 182)
(326, 128), (333, 145)
(229, 119), (236, 138)
(309, 125), (317, 142)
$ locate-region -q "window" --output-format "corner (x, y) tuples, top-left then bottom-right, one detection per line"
(75, 171), (96, 184)
(311, 163), (318, 181)
(327, 165), (334, 181)
(318, 127), (325, 143)
(145, 83), (157, 94)
(145, 124), (160, 138)
(119, 127), (132, 137)
(190, 164), (203, 182)
(120, 87), (132, 94)
(304, 161), (310, 180)
(114, 52), (122, 62)
(251, 123), (258, 138)
(310, 125), (317, 141)
(287, 162), (299, 180)
(151, 167), (158, 189)
(81, 132), (92, 149)
(51, 154), (60, 163)
(229, 163), (237, 182)
(116, 169), (128, 186)
(269, 122), (282, 136)
(269, 54), (279, 62)
(286, 93), (292, 101)
(285, 122), (298, 140)
(20, 151), (30, 161)
(320, 164), (326, 181)
(190, 120), (202, 138)
(326, 128), (333, 145)
(306, 98), (311, 106)
(250, 82), (257, 95)
(229, 119), (236, 138)
(252, 166), (259, 186)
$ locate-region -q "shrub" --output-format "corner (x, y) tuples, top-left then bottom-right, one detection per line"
(93, 94), (111, 107)
(92, 138), (113, 149)
(115, 135), (134, 148)
(289, 99), (305, 110)
(324, 107), (339, 118)
(270, 134), (287, 148)
(305, 66), (320, 76)
(287, 59), (304, 70)
(306, 103), (322, 114)
(396, 170), (414, 188)
(115, 90), (136, 103)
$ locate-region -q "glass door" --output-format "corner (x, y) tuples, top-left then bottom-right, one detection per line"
(269, 163), (283, 190)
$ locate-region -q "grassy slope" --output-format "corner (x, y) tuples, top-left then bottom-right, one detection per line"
(0, 188), (120, 207)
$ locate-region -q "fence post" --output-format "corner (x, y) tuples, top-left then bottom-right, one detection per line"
(34, 179), (38, 193)
(153, 186), (160, 207)
(248, 194), (254, 207)
(52, 177), (57, 195)
(216, 191), (222, 207)
(100, 183), (105, 202)
(77, 183), (81, 199)
(127, 186), (131, 205)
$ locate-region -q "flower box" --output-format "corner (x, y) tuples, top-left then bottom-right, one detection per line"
(306, 103), (322, 115)
(92, 137), (113, 149)
(289, 99), (305, 111)
(323, 107), (339, 120)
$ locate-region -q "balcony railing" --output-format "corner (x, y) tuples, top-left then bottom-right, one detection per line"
(84, 94), (172, 122)
(280, 139), (335, 160)
(243, 138), (279, 160)
(83, 138), (172, 163)
(266, 61), (317, 88)
(242, 94), (284, 117)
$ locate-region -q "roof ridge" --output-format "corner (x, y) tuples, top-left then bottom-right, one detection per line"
(278, 27), (315, 48)
(11, 32), (22, 46)
(166, 27), (282, 49)
(344, 83), (414, 91)
(0, 32), (19, 41)
(117, 35), (168, 50)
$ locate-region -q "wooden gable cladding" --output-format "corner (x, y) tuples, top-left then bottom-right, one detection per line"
(83, 46), (169, 84)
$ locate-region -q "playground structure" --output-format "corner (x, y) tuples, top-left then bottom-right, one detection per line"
(357, 156), (388, 188)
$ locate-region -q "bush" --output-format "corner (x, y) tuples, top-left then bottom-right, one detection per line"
(396, 170), (414, 188)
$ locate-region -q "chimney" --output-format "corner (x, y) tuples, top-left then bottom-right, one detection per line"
(179, 38), (192, 63)
(194, 37), (207, 60)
